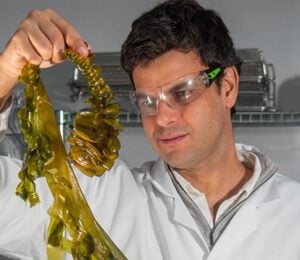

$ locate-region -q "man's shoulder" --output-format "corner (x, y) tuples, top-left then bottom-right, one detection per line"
(0, 155), (22, 168)
(259, 172), (300, 209)
(273, 172), (300, 195)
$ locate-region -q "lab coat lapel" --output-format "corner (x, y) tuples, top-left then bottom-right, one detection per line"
(209, 176), (281, 258)
(148, 159), (208, 244)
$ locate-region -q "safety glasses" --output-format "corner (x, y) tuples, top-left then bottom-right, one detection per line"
(129, 67), (222, 116)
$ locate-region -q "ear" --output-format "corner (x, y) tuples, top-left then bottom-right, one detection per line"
(220, 66), (239, 109)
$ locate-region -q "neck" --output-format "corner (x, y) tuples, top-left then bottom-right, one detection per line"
(176, 143), (253, 219)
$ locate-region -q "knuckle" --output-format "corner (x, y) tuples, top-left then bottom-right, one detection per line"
(51, 30), (63, 42)
(29, 56), (43, 66)
(49, 31), (65, 53)
(19, 18), (30, 30)
(27, 9), (43, 19)
(26, 8), (54, 21)
(39, 45), (53, 60)
(63, 23), (76, 34)
(9, 29), (24, 46)
(43, 8), (55, 15)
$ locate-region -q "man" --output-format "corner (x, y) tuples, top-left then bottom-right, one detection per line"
(1, 0), (300, 259)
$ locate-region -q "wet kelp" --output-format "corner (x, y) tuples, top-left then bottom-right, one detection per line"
(16, 49), (125, 259)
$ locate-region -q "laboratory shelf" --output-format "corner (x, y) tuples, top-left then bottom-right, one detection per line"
(232, 111), (300, 126)
(119, 111), (300, 127)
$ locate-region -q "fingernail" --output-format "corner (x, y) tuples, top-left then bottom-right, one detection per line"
(78, 46), (89, 57)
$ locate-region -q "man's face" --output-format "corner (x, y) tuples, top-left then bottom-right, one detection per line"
(132, 50), (237, 170)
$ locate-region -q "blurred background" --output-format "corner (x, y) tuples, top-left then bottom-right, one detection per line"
(0, 0), (300, 181)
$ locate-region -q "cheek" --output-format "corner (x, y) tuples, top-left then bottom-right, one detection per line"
(142, 117), (155, 140)
(183, 93), (224, 134)
(182, 96), (210, 124)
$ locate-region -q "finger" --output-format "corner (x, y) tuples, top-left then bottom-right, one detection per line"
(37, 21), (66, 63)
(19, 33), (44, 66)
(21, 21), (53, 62)
(46, 9), (90, 56)
(28, 9), (90, 57)
(23, 9), (66, 64)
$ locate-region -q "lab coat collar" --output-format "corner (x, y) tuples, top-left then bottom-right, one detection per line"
(145, 143), (281, 252)
(235, 143), (279, 195)
(144, 158), (205, 238)
(210, 145), (281, 257)
(147, 143), (279, 200)
(209, 177), (281, 258)
(145, 158), (176, 198)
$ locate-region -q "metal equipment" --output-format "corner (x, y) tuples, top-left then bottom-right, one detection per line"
(236, 48), (276, 112)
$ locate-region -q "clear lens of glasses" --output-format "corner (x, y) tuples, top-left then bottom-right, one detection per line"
(129, 71), (210, 116)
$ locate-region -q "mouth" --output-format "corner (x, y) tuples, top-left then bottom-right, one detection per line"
(158, 134), (187, 145)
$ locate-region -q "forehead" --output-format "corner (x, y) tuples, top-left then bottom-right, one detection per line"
(132, 50), (206, 90)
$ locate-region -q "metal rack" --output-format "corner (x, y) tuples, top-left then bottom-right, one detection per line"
(67, 50), (286, 128)
(2, 110), (300, 160)
(232, 111), (300, 126)
(235, 49), (276, 112)
(117, 111), (300, 127)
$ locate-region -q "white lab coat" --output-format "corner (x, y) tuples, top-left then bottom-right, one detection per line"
(1, 144), (300, 260)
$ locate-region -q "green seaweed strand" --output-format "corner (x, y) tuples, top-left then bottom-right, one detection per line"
(16, 50), (126, 260)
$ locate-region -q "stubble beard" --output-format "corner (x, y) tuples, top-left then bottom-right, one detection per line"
(158, 144), (202, 170)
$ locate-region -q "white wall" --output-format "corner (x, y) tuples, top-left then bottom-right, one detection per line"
(1, 0), (300, 181)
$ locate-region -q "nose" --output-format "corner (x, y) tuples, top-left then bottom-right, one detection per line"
(154, 99), (179, 127)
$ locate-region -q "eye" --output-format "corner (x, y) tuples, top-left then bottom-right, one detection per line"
(170, 82), (195, 104)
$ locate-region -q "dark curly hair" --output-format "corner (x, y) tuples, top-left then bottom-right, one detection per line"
(120, 0), (241, 88)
